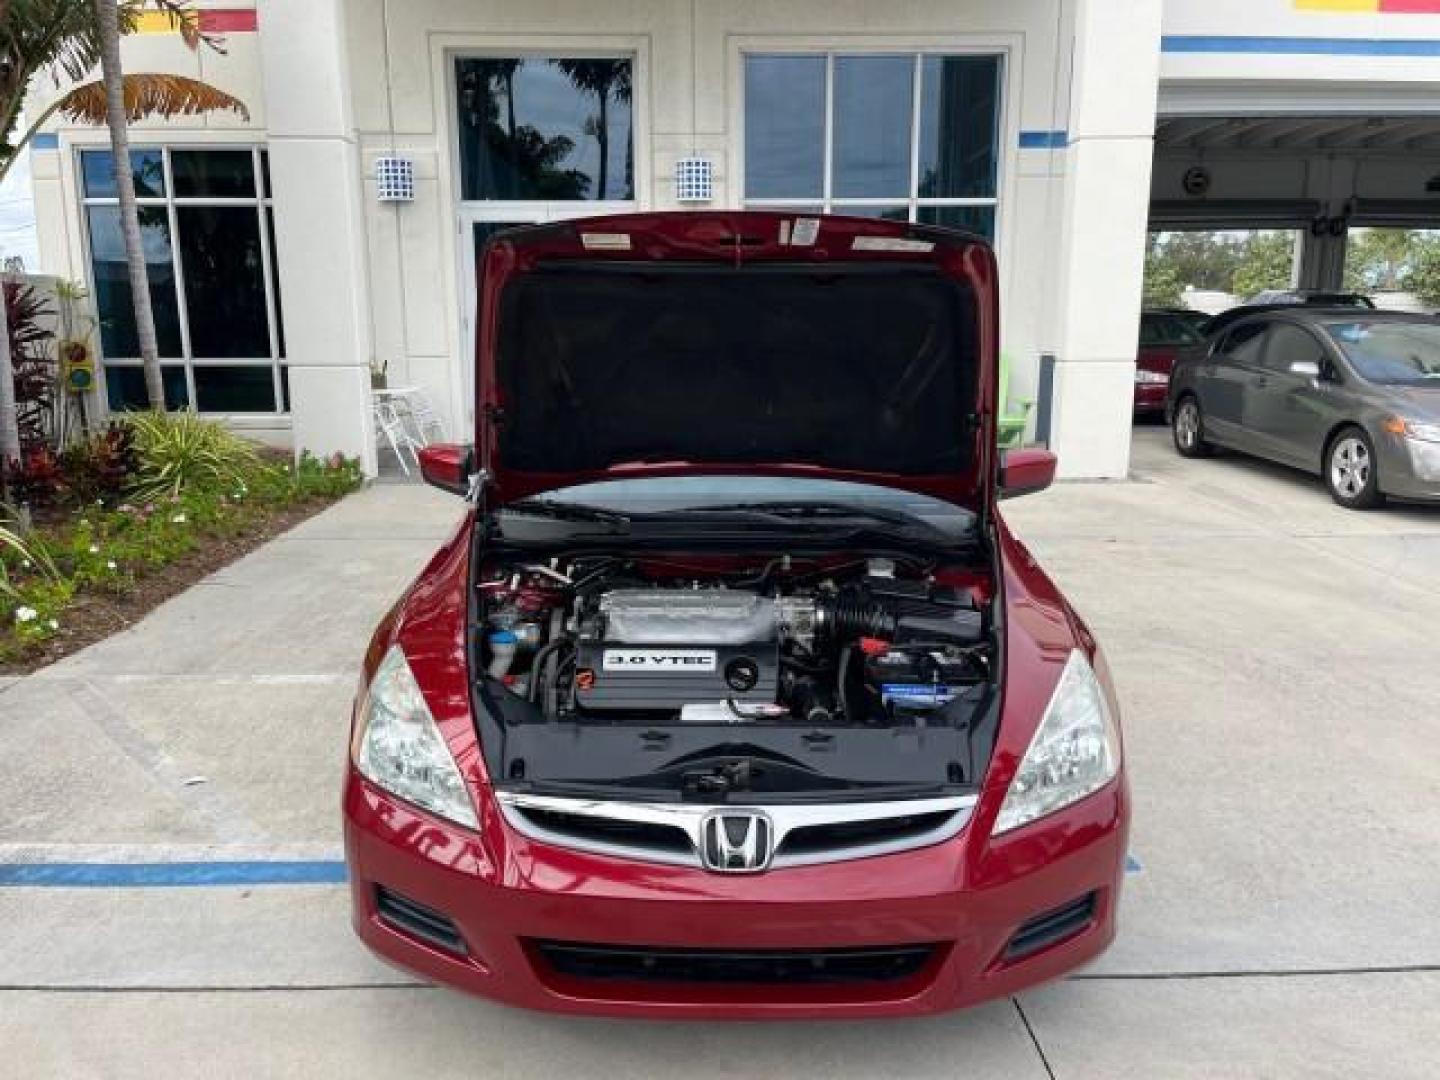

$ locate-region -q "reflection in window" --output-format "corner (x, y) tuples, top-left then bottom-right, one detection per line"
(82, 146), (284, 413)
(832, 56), (913, 198)
(178, 206), (269, 358)
(81, 149), (165, 198)
(744, 56), (825, 199)
(105, 365), (189, 411)
(917, 204), (995, 239)
(743, 52), (1002, 240)
(194, 366), (277, 412)
(918, 56), (999, 199)
(456, 57), (634, 201)
(86, 205), (183, 357)
(172, 149), (256, 197)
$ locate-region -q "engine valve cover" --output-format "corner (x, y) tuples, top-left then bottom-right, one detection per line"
(578, 589), (780, 711)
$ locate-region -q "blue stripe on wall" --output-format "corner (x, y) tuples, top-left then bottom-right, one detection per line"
(0, 860), (348, 887)
(30, 133), (59, 151)
(1163, 34), (1440, 57)
(1019, 130), (1068, 150)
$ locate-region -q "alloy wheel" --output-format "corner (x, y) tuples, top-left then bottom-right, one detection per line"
(1330, 435), (1371, 500)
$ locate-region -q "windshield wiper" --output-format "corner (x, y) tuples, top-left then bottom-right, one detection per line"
(504, 499), (630, 531)
(669, 500), (966, 535)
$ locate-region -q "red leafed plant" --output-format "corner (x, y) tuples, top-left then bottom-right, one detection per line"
(5, 281), (58, 453)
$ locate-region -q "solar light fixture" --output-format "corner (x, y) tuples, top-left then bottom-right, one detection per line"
(375, 155), (416, 202)
(674, 156), (714, 203)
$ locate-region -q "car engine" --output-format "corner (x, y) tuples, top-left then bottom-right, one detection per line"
(477, 557), (990, 726)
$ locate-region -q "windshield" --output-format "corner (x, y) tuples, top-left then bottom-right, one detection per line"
(1139, 312), (1202, 348)
(1324, 320), (1440, 385)
(501, 476), (977, 541)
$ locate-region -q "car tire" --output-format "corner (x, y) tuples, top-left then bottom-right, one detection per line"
(1325, 426), (1385, 510)
(1172, 395), (1213, 458)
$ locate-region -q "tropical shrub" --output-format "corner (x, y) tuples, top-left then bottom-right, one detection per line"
(125, 412), (261, 500)
(58, 425), (139, 507)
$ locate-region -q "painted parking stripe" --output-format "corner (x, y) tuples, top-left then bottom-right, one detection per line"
(0, 861), (347, 888)
(0, 849), (1141, 885)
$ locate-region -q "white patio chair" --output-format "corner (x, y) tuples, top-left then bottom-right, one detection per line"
(400, 387), (448, 445)
(373, 399), (422, 475)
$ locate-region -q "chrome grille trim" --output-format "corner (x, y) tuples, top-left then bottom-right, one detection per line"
(494, 791), (978, 871)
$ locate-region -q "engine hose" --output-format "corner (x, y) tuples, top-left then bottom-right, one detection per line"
(837, 644), (857, 724)
(820, 596), (898, 641)
(526, 638), (569, 703)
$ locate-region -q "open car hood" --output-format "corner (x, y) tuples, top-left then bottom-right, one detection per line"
(474, 212), (999, 510)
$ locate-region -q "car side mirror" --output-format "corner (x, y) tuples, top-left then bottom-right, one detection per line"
(999, 447), (1057, 500)
(1289, 360), (1322, 379)
(417, 443), (473, 496)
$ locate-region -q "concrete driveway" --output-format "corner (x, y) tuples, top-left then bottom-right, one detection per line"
(3, 426), (1439, 1078)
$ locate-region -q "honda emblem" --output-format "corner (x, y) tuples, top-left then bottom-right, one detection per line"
(699, 810), (774, 873)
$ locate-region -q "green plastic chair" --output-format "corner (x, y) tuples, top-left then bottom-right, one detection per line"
(997, 350), (1034, 449)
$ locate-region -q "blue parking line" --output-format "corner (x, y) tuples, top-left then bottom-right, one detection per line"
(0, 860), (348, 887)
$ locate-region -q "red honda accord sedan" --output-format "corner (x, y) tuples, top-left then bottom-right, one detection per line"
(344, 212), (1129, 1019)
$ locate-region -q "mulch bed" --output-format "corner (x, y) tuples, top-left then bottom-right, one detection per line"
(0, 498), (337, 678)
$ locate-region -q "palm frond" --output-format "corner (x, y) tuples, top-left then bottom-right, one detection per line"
(56, 73), (248, 124)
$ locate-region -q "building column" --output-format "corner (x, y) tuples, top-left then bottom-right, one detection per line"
(256, 0), (377, 474)
(1048, 0), (1163, 479)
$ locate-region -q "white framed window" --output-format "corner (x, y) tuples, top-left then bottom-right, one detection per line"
(741, 52), (1003, 238)
(78, 145), (286, 414)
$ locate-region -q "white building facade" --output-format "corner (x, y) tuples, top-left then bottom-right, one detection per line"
(24, 0), (1440, 479)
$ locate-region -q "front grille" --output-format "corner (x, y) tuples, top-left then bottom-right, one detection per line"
(515, 806), (692, 857)
(780, 809), (957, 858)
(496, 791), (978, 871)
(374, 885), (466, 956)
(532, 940), (938, 985)
(1003, 892), (1097, 961)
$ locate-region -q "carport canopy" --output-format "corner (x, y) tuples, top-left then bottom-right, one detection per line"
(1150, 103), (1440, 290)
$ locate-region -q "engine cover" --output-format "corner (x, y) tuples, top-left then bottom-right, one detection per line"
(575, 589), (779, 711)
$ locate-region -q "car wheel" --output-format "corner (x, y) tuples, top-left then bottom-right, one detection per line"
(1172, 396), (1212, 458)
(1325, 427), (1385, 510)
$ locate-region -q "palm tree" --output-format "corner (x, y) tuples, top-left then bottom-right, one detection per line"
(555, 60), (631, 200)
(0, 1), (246, 419)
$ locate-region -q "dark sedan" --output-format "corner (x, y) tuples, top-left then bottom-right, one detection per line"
(1167, 309), (1440, 509)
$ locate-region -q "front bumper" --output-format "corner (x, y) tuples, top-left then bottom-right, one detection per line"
(344, 772), (1129, 1018)
(1379, 434), (1440, 502)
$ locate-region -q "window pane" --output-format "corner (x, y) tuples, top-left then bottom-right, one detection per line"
(456, 57), (634, 201)
(104, 365), (188, 411)
(917, 204), (994, 240)
(261, 150), (272, 198)
(1262, 325), (1325, 374)
(194, 366), (276, 412)
(832, 204), (909, 221)
(832, 56), (913, 198)
(266, 209), (284, 357)
(918, 56), (1001, 199)
(82, 148), (165, 198)
(86, 206), (182, 357)
(177, 206), (269, 358)
(744, 55), (825, 199)
(171, 149), (256, 197)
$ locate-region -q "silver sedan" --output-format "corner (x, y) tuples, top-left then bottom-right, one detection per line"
(1167, 308), (1440, 509)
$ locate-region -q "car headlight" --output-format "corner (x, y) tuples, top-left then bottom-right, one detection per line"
(1134, 369), (1169, 385)
(1400, 419), (1440, 444)
(355, 645), (479, 829)
(993, 650), (1121, 835)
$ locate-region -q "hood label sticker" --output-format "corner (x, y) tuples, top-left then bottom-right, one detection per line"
(581, 232), (632, 251)
(603, 649), (718, 672)
(790, 217), (820, 246)
(853, 236), (935, 253)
